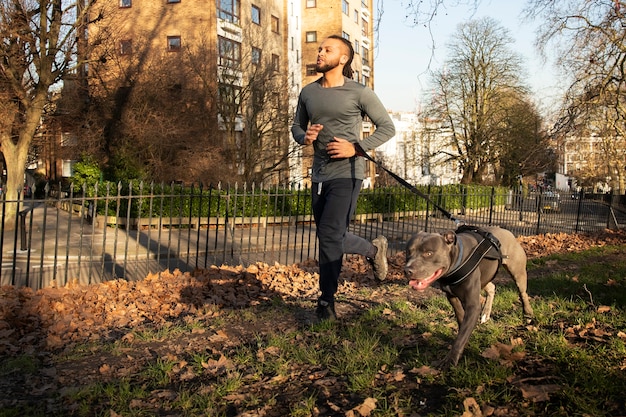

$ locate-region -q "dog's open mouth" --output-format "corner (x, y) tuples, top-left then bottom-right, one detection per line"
(409, 268), (444, 291)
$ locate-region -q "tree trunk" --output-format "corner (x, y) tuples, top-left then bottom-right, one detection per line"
(0, 137), (29, 228)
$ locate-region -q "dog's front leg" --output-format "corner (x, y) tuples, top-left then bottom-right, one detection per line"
(447, 295), (465, 326)
(437, 281), (483, 369)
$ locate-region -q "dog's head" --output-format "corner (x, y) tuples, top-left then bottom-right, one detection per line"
(405, 230), (456, 291)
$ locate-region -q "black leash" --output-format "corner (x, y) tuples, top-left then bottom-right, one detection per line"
(355, 143), (462, 225)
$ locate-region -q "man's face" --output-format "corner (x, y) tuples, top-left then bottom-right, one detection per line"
(315, 38), (346, 73)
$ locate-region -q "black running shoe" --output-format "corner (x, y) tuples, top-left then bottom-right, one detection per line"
(369, 235), (388, 281)
(316, 299), (337, 322)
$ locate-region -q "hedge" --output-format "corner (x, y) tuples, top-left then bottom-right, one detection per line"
(64, 181), (510, 220)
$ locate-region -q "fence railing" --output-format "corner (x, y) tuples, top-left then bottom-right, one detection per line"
(1, 182), (625, 290)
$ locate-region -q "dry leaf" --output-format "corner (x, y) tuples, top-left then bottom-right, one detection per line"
(392, 369), (406, 382)
(481, 342), (525, 366)
(202, 355), (233, 375)
(481, 345), (501, 361)
(520, 384), (561, 402)
(412, 365), (440, 377)
(350, 397), (377, 416)
(461, 397), (483, 417)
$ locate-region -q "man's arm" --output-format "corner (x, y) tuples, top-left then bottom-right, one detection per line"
(291, 96), (309, 145)
(358, 88), (396, 152)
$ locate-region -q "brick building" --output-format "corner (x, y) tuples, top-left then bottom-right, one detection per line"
(44, 0), (378, 185)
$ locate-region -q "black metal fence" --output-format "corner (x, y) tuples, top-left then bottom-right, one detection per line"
(2, 182), (625, 290)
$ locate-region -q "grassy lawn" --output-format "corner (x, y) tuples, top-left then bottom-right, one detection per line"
(1, 244), (625, 416)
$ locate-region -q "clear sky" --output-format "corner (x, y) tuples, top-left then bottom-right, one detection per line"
(373, 0), (563, 112)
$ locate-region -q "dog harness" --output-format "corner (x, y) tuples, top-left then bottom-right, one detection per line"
(438, 225), (503, 288)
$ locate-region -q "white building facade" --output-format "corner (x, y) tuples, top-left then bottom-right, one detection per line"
(378, 112), (461, 186)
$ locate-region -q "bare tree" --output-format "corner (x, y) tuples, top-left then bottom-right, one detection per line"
(215, 28), (296, 185)
(0, 0), (106, 220)
(526, 0), (626, 192)
(71, 20), (226, 185)
(424, 17), (540, 184)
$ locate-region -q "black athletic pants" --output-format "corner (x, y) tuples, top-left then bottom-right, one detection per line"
(312, 178), (373, 303)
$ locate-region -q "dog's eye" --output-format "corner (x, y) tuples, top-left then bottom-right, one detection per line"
(423, 251), (433, 257)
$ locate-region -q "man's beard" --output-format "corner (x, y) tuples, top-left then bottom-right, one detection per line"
(315, 58), (340, 73)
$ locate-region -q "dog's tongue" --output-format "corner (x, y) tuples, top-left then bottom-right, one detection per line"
(409, 268), (444, 291)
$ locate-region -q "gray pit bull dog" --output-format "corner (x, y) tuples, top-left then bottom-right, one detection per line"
(404, 226), (534, 369)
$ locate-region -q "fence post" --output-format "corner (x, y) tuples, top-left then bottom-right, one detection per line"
(461, 185), (467, 216)
(607, 190), (619, 230)
(489, 187), (495, 225)
(424, 185), (431, 232)
(19, 209), (28, 251)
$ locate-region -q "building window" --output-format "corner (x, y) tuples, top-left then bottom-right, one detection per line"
(305, 31), (317, 43)
(342, 32), (350, 41)
(362, 46), (369, 66)
(342, 0), (349, 15)
(218, 36), (241, 67)
(306, 64), (317, 76)
(120, 39), (132, 55)
(306, 0), (316, 8)
(251, 5), (261, 24)
(120, 0), (131, 7)
(62, 160), (75, 178)
(271, 54), (279, 71)
(218, 0), (240, 24)
(218, 83), (241, 113)
(354, 9), (358, 23)
(167, 36), (181, 52)
(252, 47), (262, 65)
(362, 17), (368, 36)
(354, 70), (359, 81)
(354, 40), (359, 54)
(271, 15), (279, 33)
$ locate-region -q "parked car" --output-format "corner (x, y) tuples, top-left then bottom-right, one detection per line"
(541, 191), (561, 213)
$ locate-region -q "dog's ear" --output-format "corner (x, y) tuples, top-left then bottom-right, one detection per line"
(443, 230), (456, 245)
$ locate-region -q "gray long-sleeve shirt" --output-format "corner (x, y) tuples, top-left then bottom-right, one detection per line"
(291, 77), (396, 182)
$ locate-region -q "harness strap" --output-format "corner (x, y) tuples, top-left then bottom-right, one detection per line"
(438, 227), (503, 287)
(439, 238), (496, 286)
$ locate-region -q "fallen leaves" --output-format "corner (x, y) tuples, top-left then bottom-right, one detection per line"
(0, 262), (325, 355)
(481, 338), (526, 367)
(517, 229), (626, 258)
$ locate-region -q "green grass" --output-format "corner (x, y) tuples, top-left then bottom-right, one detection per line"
(1, 245), (626, 416)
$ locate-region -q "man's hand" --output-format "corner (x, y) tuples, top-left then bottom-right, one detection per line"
(304, 124), (323, 145)
(327, 137), (357, 159)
